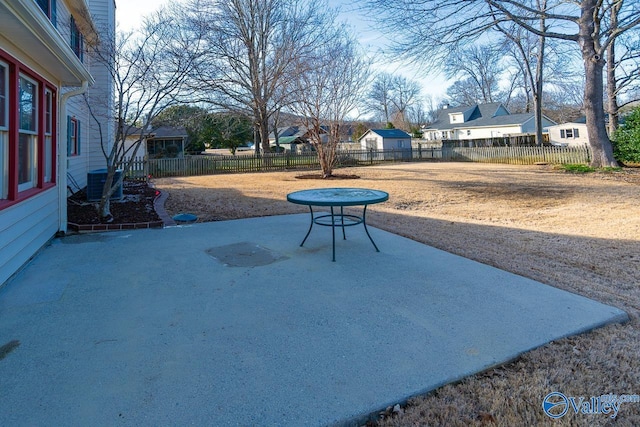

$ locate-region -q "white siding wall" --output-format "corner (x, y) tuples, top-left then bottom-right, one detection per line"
(381, 138), (410, 149)
(86, 0), (115, 172)
(65, 0), (115, 189)
(0, 0), (73, 286)
(452, 125), (523, 140)
(0, 0), (112, 286)
(66, 94), (91, 189)
(0, 188), (59, 286)
(360, 131), (382, 150)
(548, 124), (589, 147)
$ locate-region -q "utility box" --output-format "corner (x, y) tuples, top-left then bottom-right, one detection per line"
(86, 169), (123, 202)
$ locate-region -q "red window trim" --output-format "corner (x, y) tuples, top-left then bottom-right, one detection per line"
(0, 47), (57, 211)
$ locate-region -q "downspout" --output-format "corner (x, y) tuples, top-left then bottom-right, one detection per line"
(58, 80), (89, 234)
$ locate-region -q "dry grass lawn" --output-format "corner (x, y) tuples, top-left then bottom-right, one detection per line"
(155, 162), (640, 426)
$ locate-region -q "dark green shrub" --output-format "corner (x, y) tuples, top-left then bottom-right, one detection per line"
(612, 107), (640, 163)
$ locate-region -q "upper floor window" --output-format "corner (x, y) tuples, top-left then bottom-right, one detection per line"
(70, 16), (83, 60)
(36, 0), (57, 26)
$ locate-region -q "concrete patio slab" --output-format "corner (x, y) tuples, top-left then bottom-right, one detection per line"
(0, 214), (628, 426)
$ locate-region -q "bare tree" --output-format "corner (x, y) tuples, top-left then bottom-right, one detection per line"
(366, 72), (421, 130)
(366, 72), (395, 124)
(389, 75), (422, 130)
(287, 29), (370, 178)
(444, 44), (508, 105)
(363, 0), (640, 167)
(493, 7), (547, 145)
(185, 0), (332, 154)
(86, 9), (200, 220)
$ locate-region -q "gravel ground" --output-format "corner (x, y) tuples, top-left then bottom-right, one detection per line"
(155, 162), (640, 426)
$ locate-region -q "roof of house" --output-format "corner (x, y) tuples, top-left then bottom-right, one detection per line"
(424, 102), (537, 130)
(270, 125), (329, 140)
(150, 126), (188, 139)
(366, 129), (412, 138)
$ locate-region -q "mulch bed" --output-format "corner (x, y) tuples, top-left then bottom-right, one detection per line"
(295, 173), (360, 179)
(67, 180), (161, 225)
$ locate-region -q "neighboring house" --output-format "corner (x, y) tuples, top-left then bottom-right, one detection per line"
(122, 125), (189, 159)
(0, 0), (114, 286)
(270, 125), (328, 152)
(359, 129), (412, 150)
(422, 102), (556, 141)
(547, 118), (589, 147)
(146, 126), (188, 158)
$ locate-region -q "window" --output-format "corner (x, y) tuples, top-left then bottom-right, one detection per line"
(0, 49), (57, 207)
(396, 140), (404, 149)
(70, 16), (83, 60)
(0, 61), (6, 128)
(560, 128), (579, 139)
(466, 130), (471, 136)
(45, 89), (53, 182)
(36, 0), (57, 26)
(0, 61), (7, 199)
(18, 75), (38, 192)
(67, 117), (80, 157)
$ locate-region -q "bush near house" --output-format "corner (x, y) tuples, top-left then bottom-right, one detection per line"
(612, 106), (640, 163)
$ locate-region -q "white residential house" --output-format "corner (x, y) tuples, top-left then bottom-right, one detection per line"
(547, 118), (589, 147)
(0, 0), (114, 286)
(422, 102), (556, 141)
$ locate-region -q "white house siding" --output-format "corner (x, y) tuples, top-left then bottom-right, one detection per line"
(452, 125), (523, 140)
(0, 189), (59, 286)
(0, 7), (67, 286)
(85, 0), (115, 173)
(547, 123), (589, 147)
(361, 132), (382, 150)
(0, 0), (111, 286)
(66, 0), (115, 189)
(66, 94), (92, 189)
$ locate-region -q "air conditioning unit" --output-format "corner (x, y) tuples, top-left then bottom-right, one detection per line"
(86, 169), (123, 202)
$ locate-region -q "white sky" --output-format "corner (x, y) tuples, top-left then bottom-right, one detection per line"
(115, 0), (448, 104)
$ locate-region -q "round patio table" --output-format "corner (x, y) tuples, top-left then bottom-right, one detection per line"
(287, 188), (389, 261)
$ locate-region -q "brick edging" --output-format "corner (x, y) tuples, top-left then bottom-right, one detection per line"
(67, 185), (175, 233)
(151, 185), (176, 227)
(67, 220), (164, 232)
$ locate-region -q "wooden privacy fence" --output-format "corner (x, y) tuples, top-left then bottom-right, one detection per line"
(121, 145), (591, 180)
(444, 145), (591, 165)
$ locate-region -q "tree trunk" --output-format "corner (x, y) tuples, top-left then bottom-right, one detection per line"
(98, 166), (120, 221)
(258, 111), (270, 154)
(579, 0), (618, 168)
